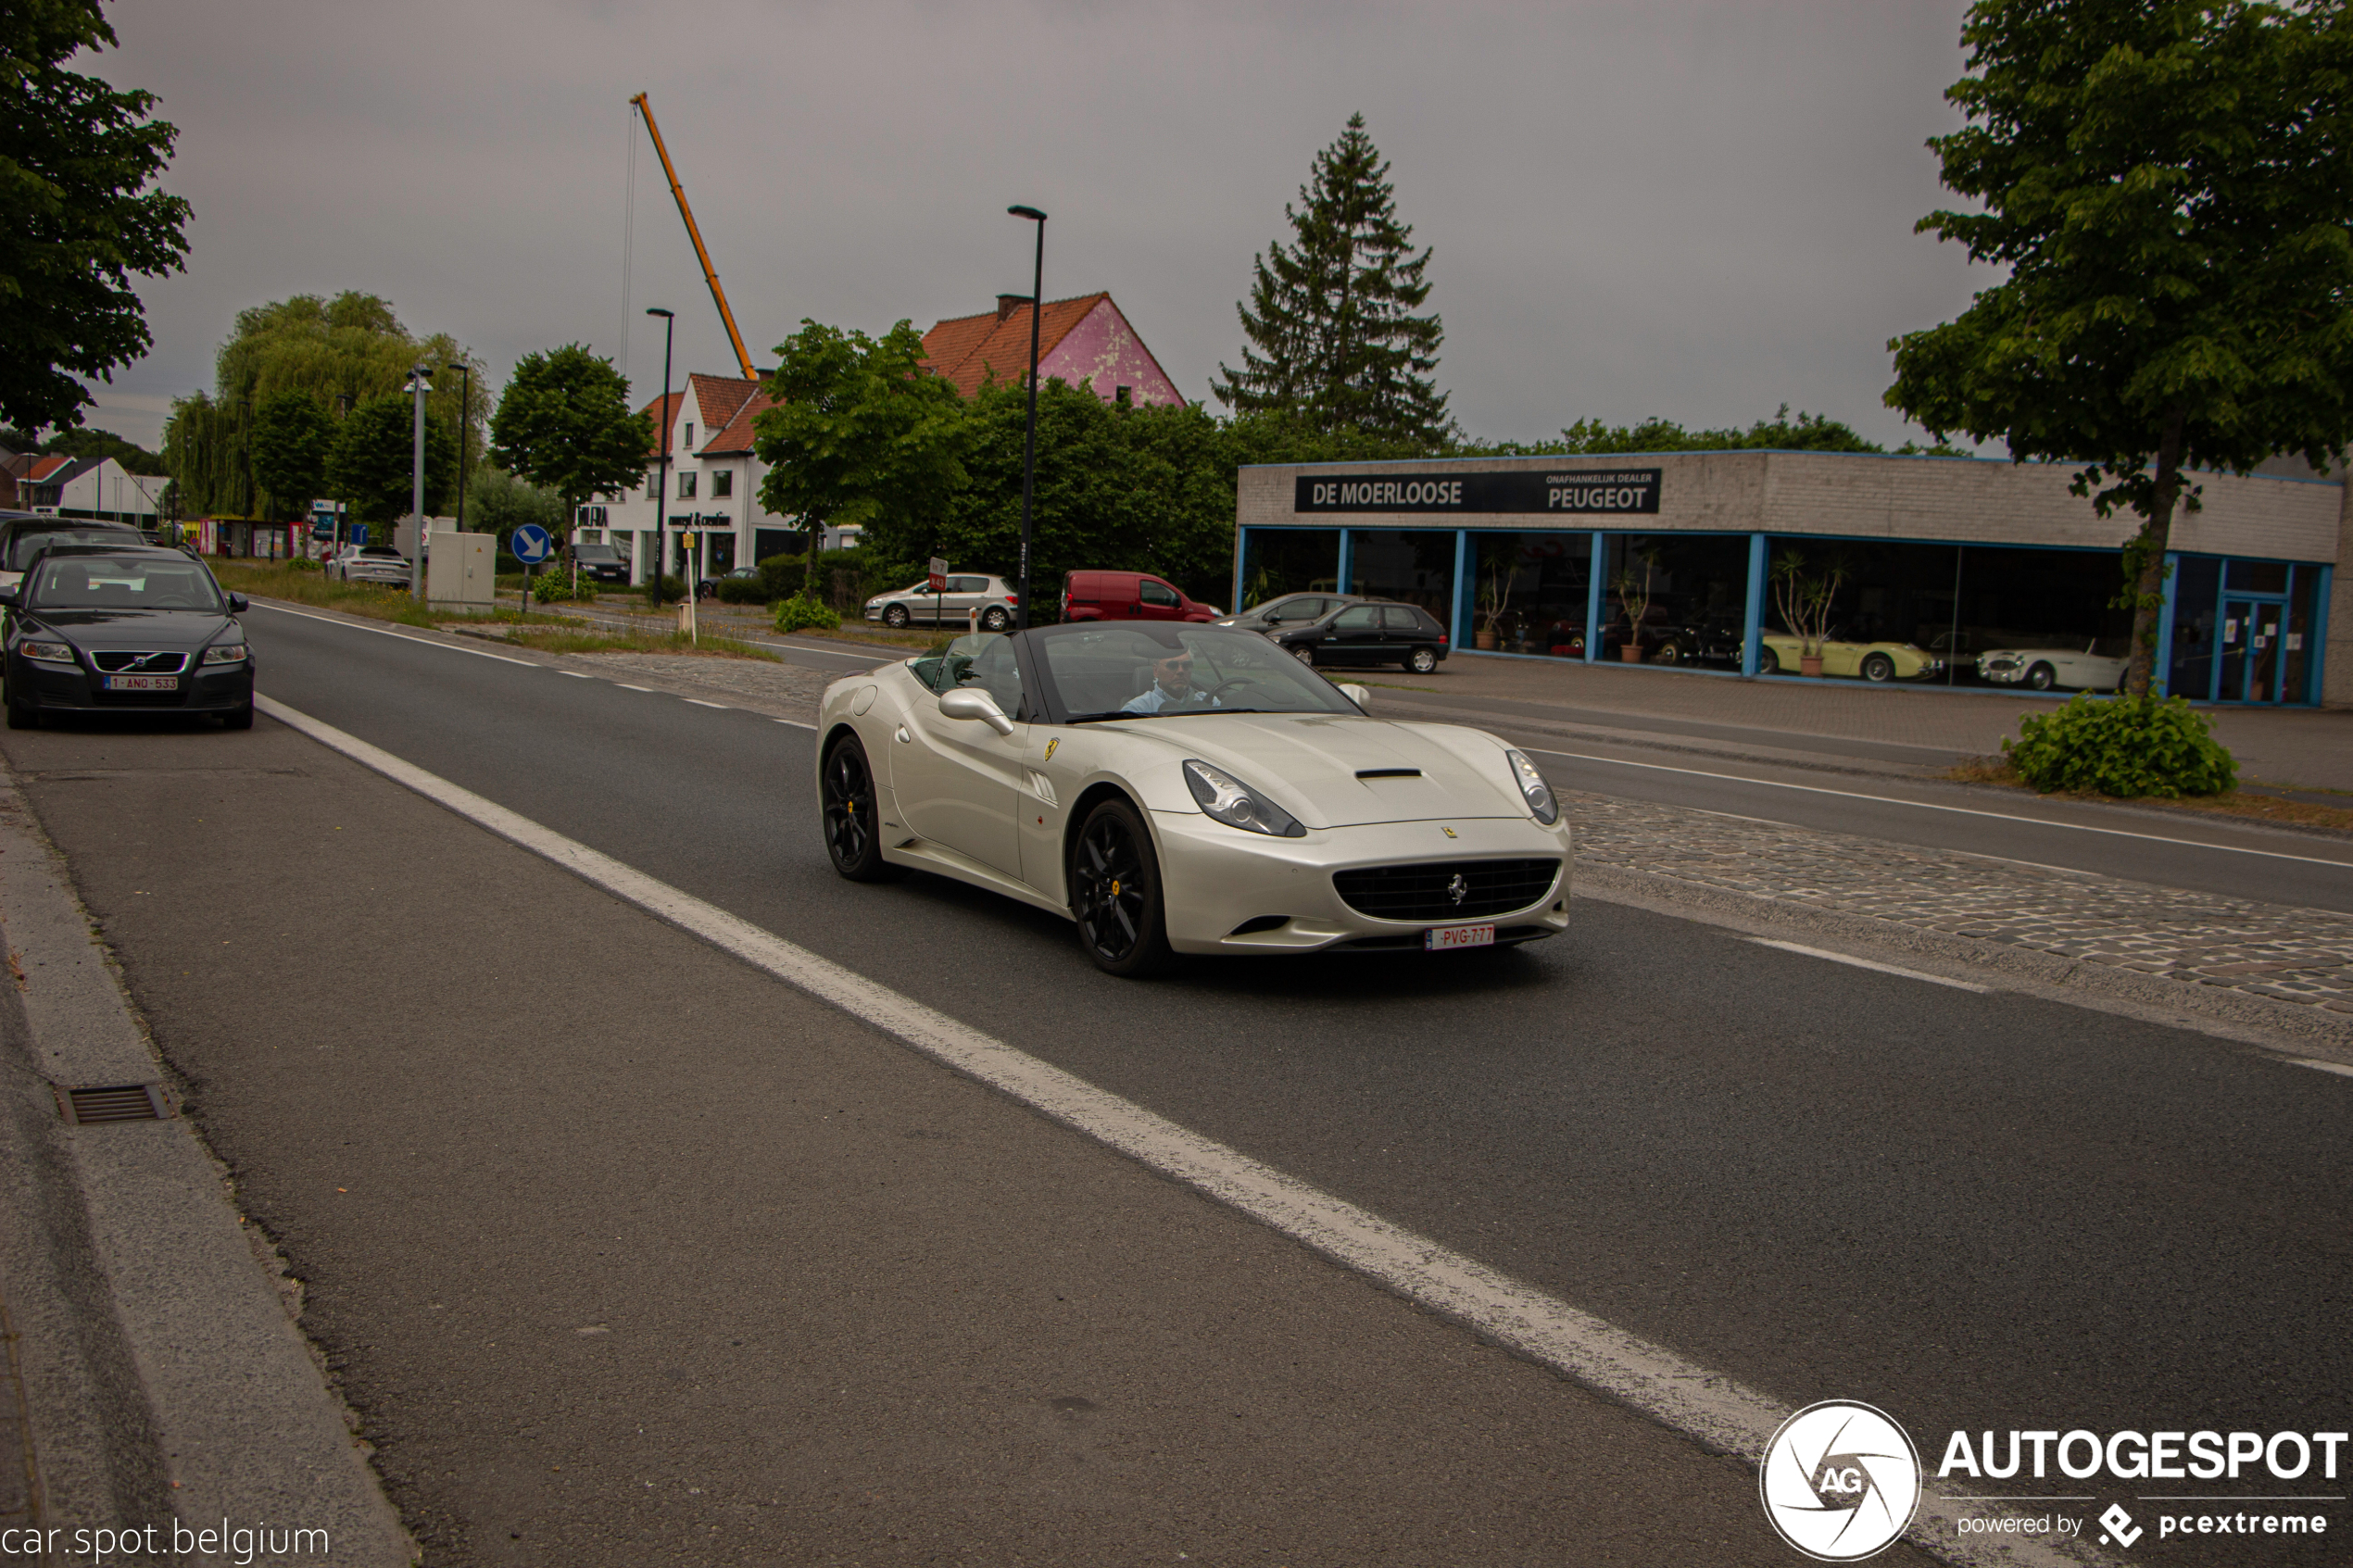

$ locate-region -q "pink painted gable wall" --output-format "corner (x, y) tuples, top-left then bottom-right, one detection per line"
(1038, 299), (1185, 407)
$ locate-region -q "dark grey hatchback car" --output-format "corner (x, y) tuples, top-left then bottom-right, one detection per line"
(1, 546), (254, 729)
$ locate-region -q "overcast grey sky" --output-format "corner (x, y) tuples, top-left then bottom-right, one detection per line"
(85, 0), (1985, 454)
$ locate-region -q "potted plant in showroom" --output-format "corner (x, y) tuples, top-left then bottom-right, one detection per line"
(1770, 547), (1845, 677)
(1476, 554), (1521, 650)
(1612, 560), (1656, 662)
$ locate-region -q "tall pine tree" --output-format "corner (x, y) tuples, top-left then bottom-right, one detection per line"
(1213, 113), (1449, 445)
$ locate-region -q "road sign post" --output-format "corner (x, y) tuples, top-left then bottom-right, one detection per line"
(511, 523), (554, 616)
(928, 556), (948, 628)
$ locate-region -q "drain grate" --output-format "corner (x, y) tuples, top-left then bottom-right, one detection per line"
(56, 1084), (169, 1125)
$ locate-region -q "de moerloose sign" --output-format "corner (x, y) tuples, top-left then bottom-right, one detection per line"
(1293, 469), (1662, 516)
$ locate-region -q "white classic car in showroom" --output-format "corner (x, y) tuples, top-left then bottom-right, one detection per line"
(815, 624), (1573, 976)
(1975, 640), (2128, 691)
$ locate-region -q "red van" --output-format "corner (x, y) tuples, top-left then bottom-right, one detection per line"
(1060, 570), (1221, 623)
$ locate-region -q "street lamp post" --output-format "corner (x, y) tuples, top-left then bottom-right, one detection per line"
(647, 307), (676, 606)
(405, 364), (432, 602)
(1008, 205), (1047, 630)
(456, 362), (472, 533)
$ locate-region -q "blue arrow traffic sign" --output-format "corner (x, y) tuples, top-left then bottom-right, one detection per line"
(511, 523), (553, 564)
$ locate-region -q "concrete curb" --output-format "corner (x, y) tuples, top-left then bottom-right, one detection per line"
(0, 760), (414, 1563)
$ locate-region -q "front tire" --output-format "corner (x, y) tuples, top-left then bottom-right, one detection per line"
(883, 603), (911, 629)
(1069, 797), (1173, 978)
(220, 701), (254, 731)
(1861, 652), (1896, 684)
(2026, 662), (2057, 692)
(6, 699), (35, 731)
(1757, 646), (1780, 675)
(1405, 646), (1439, 674)
(821, 733), (903, 882)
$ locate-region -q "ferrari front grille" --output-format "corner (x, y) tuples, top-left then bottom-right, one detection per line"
(1332, 858), (1562, 922)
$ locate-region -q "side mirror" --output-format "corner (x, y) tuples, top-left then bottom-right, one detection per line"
(938, 686), (1015, 737)
(1338, 684), (1370, 709)
(227, 592), (249, 613)
(0, 588), (17, 608)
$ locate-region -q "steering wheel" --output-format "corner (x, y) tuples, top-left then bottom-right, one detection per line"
(1202, 677), (1257, 699)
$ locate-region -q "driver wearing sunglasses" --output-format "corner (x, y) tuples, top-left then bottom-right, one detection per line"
(1120, 649), (1224, 714)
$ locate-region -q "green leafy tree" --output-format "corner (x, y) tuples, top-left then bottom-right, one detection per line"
(755, 320), (967, 591)
(248, 389), (333, 521)
(326, 394), (455, 525)
(489, 344), (649, 555)
(0, 1), (191, 433)
(1887, 0), (2353, 696)
(464, 462), (563, 556)
(1551, 406), (1887, 455)
(1213, 113), (1449, 445)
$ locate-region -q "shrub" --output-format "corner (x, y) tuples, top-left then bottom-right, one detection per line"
(640, 574), (687, 604)
(715, 575), (770, 605)
(2004, 694), (2236, 798)
(291, 557), (322, 573)
(775, 593), (841, 633)
(522, 568), (595, 604)
(756, 551), (807, 604)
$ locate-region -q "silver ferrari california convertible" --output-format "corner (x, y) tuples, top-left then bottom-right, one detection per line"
(815, 622), (1573, 976)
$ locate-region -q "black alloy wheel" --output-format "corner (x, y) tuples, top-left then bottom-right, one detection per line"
(1861, 652), (1896, 684)
(981, 606), (1011, 632)
(1069, 797), (1174, 977)
(1406, 646), (1439, 674)
(883, 603), (911, 629)
(2026, 662), (2057, 692)
(821, 733), (903, 882)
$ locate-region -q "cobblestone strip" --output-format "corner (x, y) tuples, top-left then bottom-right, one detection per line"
(1569, 792), (2353, 1015)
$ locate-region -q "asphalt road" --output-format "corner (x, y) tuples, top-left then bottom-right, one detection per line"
(14, 606), (2351, 1562)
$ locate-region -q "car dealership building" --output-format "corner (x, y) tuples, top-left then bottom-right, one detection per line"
(1231, 450), (2351, 706)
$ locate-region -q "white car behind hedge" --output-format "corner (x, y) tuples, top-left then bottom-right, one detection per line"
(1976, 641), (2127, 692)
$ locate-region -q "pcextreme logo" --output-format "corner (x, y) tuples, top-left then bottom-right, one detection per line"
(1760, 1401), (1923, 1562)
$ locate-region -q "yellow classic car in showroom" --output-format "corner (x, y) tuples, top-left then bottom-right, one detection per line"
(1758, 628), (1946, 683)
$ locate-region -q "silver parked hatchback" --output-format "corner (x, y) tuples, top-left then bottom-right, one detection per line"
(864, 574), (1018, 630)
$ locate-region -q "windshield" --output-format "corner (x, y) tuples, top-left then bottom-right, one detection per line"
(1032, 623), (1359, 721)
(28, 558), (223, 612)
(8, 528), (139, 571)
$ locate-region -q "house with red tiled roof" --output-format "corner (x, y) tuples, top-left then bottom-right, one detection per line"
(919, 293), (1182, 407)
(8, 454), (162, 525)
(584, 373), (849, 583)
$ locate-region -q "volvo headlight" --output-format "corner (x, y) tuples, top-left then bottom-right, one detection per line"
(19, 640), (73, 665)
(1504, 748), (1559, 825)
(202, 641), (249, 664)
(1183, 759), (1305, 838)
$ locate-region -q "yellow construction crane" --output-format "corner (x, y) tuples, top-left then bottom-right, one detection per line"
(630, 92), (757, 382)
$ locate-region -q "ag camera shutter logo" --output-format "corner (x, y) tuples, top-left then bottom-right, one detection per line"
(1760, 1400), (1922, 1561)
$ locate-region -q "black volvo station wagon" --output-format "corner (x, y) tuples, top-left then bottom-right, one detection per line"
(0, 546), (254, 729)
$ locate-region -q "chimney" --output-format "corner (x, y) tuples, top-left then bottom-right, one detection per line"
(996, 294), (1029, 322)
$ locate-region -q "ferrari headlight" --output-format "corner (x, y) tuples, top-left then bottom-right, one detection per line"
(202, 641), (249, 664)
(1505, 748), (1559, 825)
(19, 640), (74, 665)
(1183, 759), (1305, 838)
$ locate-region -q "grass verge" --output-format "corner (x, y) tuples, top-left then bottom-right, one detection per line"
(494, 626), (780, 661)
(210, 559), (441, 626)
(1949, 754), (2353, 832)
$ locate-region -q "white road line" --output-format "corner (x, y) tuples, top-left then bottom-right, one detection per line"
(558, 671), (591, 680)
(1528, 747), (2353, 870)
(615, 684), (653, 692)
(248, 601), (544, 667)
(683, 698), (730, 709)
(1747, 938), (1992, 993)
(2291, 1059), (2353, 1078)
(250, 689), (2081, 1568)
(775, 719), (816, 729)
